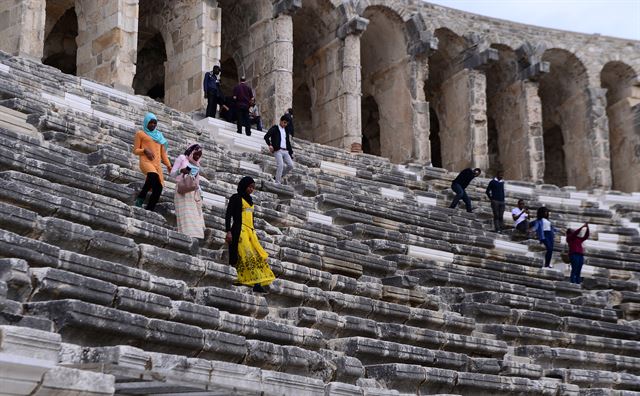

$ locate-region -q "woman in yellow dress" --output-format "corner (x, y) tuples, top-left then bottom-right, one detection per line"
(225, 176), (275, 292)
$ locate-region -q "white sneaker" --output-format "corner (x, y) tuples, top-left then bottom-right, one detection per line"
(548, 264), (554, 268)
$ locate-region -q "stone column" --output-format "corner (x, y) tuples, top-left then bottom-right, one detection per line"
(336, 16), (368, 152)
(74, 0), (138, 92)
(0, 0), (46, 59)
(163, 0), (221, 112)
(608, 85), (640, 192)
(439, 68), (489, 171)
(491, 61), (548, 183)
(585, 87), (612, 189)
(249, 1), (298, 126)
(408, 57), (430, 163)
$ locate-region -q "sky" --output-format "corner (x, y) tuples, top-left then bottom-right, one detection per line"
(426, 0), (640, 40)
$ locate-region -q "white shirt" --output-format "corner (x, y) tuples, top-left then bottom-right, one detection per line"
(278, 125), (287, 149)
(541, 218), (551, 231)
(511, 208), (528, 226)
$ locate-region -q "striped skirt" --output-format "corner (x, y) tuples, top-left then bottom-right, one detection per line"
(175, 189), (205, 238)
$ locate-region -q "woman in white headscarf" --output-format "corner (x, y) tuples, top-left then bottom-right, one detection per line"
(170, 144), (205, 239)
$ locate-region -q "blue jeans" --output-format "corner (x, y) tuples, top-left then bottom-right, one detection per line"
(570, 253), (584, 284)
(541, 231), (554, 266)
(449, 182), (472, 212)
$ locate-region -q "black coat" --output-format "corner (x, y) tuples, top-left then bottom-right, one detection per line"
(225, 193), (244, 266)
(283, 113), (294, 137)
(264, 125), (293, 156)
(452, 168), (476, 189)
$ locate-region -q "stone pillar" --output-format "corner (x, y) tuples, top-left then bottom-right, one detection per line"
(608, 85), (640, 192)
(439, 68), (489, 171)
(408, 58), (430, 163)
(585, 87), (612, 189)
(163, 0), (220, 112)
(249, 1), (298, 126)
(0, 0), (46, 58)
(337, 17), (368, 152)
(74, 0), (138, 92)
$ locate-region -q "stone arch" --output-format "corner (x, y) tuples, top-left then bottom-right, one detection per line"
(425, 28), (475, 171)
(135, 0), (174, 103)
(220, 57), (240, 100)
(293, 82), (313, 141)
(601, 61), (640, 192)
(538, 48), (592, 188)
(360, 5), (412, 163)
(133, 29), (167, 102)
(361, 95), (381, 156)
(429, 105), (442, 168)
(43, 0), (77, 75)
(291, 0), (341, 143)
(355, 0), (412, 21)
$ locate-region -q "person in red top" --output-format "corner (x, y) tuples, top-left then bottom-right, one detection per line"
(566, 223), (590, 284)
(232, 76), (254, 136)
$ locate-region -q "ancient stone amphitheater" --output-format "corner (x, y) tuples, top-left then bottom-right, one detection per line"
(1, 0), (640, 395)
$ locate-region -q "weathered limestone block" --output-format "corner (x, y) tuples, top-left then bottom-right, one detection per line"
(26, 300), (149, 346)
(0, 229), (60, 268)
(0, 201), (39, 235)
(30, 267), (117, 306)
(199, 329), (247, 363)
(87, 230), (139, 265)
(0, 325), (59, 396)
(58, 250), (152, 293)
(145, 318), (205, 356)
(115, 287), (172, 319)
(365, 364), (427, 394)
(169, 300), (220, 330)
(138, 244), (205, 285)
(0, 258), (32, 302)
(35, 366), (115, 396)
(193, 286), (269, 318)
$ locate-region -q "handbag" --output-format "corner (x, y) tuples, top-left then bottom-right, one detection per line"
(176, 174), (197, 194)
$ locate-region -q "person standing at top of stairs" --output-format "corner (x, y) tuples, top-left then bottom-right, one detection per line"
(486, 170), (506, 233)
(449, 167), (481, 213)
(133, 113), (172, 211)
(232, 76), (254, 136)
(203, 65), (222, 118)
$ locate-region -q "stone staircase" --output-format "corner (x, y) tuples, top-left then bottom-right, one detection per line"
(0, 50), (639, 395)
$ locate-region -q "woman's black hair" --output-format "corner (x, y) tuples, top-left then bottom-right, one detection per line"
(536, 207), (548, 220)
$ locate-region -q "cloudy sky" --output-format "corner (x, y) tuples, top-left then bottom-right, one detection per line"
(426, 0), (640, 40)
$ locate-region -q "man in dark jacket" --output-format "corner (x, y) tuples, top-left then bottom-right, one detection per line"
(449, 167), (481, 212)
(283, 108), (294, 137)
(232, 76), (254, 136)
(264, 115), (294, 184)
(203, 65), (221, 118)
(486, 170), (505, 233)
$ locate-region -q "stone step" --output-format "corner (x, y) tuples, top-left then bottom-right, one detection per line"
(481, 324), (640, 357)
(59, 344), (370, 395)
(364, 364), (568, 395)
(457, 302), (638, 340)
(544, 368), (640, 391)
(514, 345), (640, 375)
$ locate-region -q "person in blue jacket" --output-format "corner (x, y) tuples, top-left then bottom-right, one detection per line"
(532, 207), (557, 268)
(203, 65), (221, 118)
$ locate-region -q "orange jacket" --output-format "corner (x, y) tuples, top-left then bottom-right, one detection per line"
(133, 131), (171, 185)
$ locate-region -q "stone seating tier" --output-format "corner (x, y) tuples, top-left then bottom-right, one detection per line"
(0, 51), (639, 395)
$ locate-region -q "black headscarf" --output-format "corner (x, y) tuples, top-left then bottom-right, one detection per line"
(237, 176), (255, 206)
